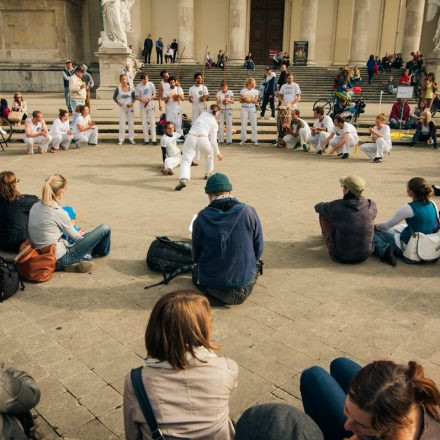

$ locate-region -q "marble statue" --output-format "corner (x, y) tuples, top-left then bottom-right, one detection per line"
(427, 0), (440, 52)
(100, 0), (134, 47)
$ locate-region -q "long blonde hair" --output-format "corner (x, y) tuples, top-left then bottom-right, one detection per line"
(41, 174), (67, 206)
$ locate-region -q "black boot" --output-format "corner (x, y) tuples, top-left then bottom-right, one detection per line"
(381, 245), (397, 267)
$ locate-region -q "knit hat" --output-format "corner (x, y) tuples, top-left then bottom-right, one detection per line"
(205, 173), (232, 194)
(339, 176), (366, 196)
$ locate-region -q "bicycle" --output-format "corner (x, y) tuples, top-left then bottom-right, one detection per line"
(0, 116), (13, 151)
(313, 89), (363, 115)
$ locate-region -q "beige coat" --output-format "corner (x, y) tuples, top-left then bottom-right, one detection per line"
(69, 74), (86, 100)
(123, 348), (238, 440)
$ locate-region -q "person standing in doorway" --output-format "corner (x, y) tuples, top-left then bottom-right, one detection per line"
(143, 33), (153, 64)
(62, 60), (75, 115)
(171, 38), (178, 63)
(156, 37), (164, 64)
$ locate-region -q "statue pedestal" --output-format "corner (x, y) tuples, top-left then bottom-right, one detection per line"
(426, 50), (440, 81)
(95, 46), (131, 99)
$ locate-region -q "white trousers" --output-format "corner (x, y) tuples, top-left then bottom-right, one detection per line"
(308, 131), (330, 151)
(283, 127), (311, 148)
(51, 134), (73, 150)
(164, 155), (182, 170)
(74, 127), (98, 147)
(140, 105), (156, 142)
(23, 135), (52, 154)
(119, 107), (135, 142)
(166, 108), (182, 135)
(192, 104), (205, 123)
(330, 134), (358, 154)
(179, 135), (214, 181)
(241, 107), (257, 142)
(219, 109), (233, 143)
(361, 138), (392, 159)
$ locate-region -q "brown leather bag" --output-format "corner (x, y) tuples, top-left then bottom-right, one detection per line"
(16, 240), (56, 283)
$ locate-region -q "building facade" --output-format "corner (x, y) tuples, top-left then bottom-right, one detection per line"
(0, 0), (435, 91)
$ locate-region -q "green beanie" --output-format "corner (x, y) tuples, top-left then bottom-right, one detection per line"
(205, 173), (233, 194)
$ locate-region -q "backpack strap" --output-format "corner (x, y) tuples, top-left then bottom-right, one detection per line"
(144, 264), (194, 290)
(130, 367), (165, 440)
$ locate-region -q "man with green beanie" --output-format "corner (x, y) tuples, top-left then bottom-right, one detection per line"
(314, 176), (377, 263)
(192, 173), (264, 305)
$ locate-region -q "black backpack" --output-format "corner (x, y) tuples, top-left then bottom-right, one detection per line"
(0, 257), (24, 302)
(145, 237), (194, 290)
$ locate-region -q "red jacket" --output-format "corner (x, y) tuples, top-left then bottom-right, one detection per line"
(389, 102), (410, 121)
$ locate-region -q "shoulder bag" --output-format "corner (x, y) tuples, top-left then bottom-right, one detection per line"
(16, 240), (56, 282)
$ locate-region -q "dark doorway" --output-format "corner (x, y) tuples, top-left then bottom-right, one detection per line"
(249, 0), (284, 64)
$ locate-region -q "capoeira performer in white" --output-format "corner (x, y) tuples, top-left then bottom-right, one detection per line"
(308, 106), (334, 154)
(283, 109), (311, 151)
(240, 78), (259, 146)
(23, 111), (52, 155)
(216, 81), (234, 144)
(322, 115), (359, 160)
(136, 73), (157, 145)
(160, 121), (182, 175)
(360, 113), (392, 163)
(189, 72), (209, 123)
(158, 69), (170, 112)
(49, 109), (73, 151)
(278, 73), (301, 109)
(73, 105), (98, 148)
(175, 104), (223, 191)
(164, 76), (184, 136)
(113, 74), (136, 145)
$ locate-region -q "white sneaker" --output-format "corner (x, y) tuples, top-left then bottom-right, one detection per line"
(117, 141), (123, 145)
(239, 141), (245, 145)
(257, 115), (263, 119)
(269, 117), (276, 121)
(254, 141), (259, 146)
(128, 139), (135, 145)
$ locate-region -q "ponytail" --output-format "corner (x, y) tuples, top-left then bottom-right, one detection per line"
(41, 174), (67, 206)
(407, 177), (432, 203)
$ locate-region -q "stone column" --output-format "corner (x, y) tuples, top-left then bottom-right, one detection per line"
(349, 0), (371, 65)
(299, 0), (318, 64)
(177, 0), (196, 63)
(228, 0), (247, 64)
(401, 0), (425, 59)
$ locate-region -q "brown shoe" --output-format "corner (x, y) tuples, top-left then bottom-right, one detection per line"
(167, 169), (174, 175)
(191, 161), (199, 166)
(64, 261), (95, 273)
(160, 168), (169, 175)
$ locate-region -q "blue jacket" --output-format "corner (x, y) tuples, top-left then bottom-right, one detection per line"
(367, 59), (376, 70)
(192, 197), (263, 289)
(401, 200), (439, 244)
(263, 73), (277, 95)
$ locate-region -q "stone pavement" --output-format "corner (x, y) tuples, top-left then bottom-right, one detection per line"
(1, 97), (440, 439)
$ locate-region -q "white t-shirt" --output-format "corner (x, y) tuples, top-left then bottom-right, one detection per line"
(374, 124), (391, 143)
(160, 80), (170, 97)
(136, 81), (156, 110)
(279, 82), (301, 105)
(49, 118), (70, 136)
(314, 115), (334, 132)
(216, 90), (234, 110)
(24, 119), (42, 137)
(240, 88), (258, 107)
(189, 85), (209, 106)
(161, 132), (181, 157)
(74, 115), (92, 135)
(165, 87), (183, 111)
(115, 85), (135, 107)
(332, 122), (358, 137)
(189, 112), (220, 155)
(165, 48), (174, 56)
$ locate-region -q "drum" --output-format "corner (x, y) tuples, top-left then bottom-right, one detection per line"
(277, 105), (290, 147)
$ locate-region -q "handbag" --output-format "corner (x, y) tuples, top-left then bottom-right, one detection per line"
(130, 367), (166, 440)
(8, 111), (24, 123)
(0, 257), (24, 301)
(16, 240), (56, 283)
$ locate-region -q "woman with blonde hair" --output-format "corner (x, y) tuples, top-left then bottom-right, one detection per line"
(360, 113), (392, 163)
(11, 92), (28, 123)
(240, 77), (259, 145)
(410, 109), (437, 149)
(113, 73), (136, 145)
(0, 171), (38, 251)
(28, 174), (111, 273)
(123, 290), (238, 440)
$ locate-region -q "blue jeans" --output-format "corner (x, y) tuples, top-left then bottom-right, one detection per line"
(412, 129), (437, 148)
(56, 224), (111, 270)
(373, 229), (402, 259)
(64, 86), (72, 112)
(389, 118), (411, 129)
(300, 357), (362, 440)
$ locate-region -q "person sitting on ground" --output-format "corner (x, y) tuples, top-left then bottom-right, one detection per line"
(408, 99), (427, 128)
(314, 176), (376, 264)
(330, 98), (354, 119)
(374, 177), (439, 266)
(244, 52), (255, 70)
(235, 403), (323, 440)
(23, 110), (52, 155)
(281, 51), (290, 67)
(192, 173), (263, 305)
(400, 68), (410, 85)
(49, 109), (73, 151)
(216, 50), (226, 69)
(160, 121), (181, 175)
(360, 113), (392, 163)
(389, 98), (411, 129)
(123, 290), (238, 439)
(28, 174), (111, 273)
(0, 94), (10, 120)
(300, 357), (440, 440)
(164, 44), (174, 64)
(11, 92), (28, 123)
(0, 171), (38, 252)
(386, 75), (396, 94)
(282, 109), (311, 151)
(351, 66), (361, 84)
(393, 52), (403, 68)
(0, 362), (41, 440)
(410, 110), (437, 149)
(322, 115), (359, 160)
(381, 53), (391, 72)
(272, 51), (282, 68)
(308, 106), (334, 154)
(72, 105), (98, 148)
(205, 50), (213, 68)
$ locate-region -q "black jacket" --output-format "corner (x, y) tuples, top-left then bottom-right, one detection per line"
(143, 38), (153, 50)
(0, 195), (38, 252)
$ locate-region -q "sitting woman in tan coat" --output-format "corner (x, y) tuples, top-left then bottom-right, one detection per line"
(123, 290), (238, 440)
